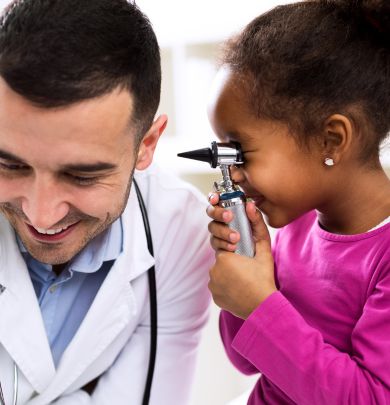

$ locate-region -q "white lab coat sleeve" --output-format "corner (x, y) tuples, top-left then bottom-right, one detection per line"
(89, 185), (213, 404)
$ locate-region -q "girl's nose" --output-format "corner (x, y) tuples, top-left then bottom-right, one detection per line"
(230, 165), (245, 184)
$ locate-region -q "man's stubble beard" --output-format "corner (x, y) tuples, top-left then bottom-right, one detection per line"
(0, 167), (135, 265)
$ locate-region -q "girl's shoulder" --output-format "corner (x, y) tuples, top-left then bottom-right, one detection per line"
(276, 210), (390, 249)
(274, 211), (390, 276)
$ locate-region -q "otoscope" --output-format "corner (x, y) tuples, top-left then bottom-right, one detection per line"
(178, 141), (255, 257)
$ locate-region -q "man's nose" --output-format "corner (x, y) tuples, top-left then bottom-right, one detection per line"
(21, 176), (70, 229)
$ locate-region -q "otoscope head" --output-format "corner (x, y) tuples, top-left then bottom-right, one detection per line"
(177, 141), (243, 168)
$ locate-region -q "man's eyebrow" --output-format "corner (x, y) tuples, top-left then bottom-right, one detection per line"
(0, 149), (26, 163)
(0, 149), (117, 172)
(61, 162), (118, 172)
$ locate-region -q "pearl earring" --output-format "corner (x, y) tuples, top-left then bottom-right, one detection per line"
(324, 158), (334, 166)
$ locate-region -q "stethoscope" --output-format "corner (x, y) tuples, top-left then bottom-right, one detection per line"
(0, 179), (157, 405)
(0, 365), (17, 405)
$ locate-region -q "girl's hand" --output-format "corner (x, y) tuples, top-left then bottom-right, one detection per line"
(208, 199), (277, 319)
(206, 192), (240, 253)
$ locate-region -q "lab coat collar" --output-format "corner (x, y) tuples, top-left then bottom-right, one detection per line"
(120, 179), (155, 281)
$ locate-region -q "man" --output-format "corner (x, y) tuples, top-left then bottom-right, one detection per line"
(0, 0), (213, 404)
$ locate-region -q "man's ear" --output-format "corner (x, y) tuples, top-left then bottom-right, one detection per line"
(320, 114), (353, 164)
(136, 114), (168, 170)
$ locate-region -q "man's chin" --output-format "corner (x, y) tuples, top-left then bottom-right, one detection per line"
(23, 244), (81, 266)
(19, 229), (90, 265)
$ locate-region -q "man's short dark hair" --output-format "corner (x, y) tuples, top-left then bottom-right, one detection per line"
(0, 0), (161, 142)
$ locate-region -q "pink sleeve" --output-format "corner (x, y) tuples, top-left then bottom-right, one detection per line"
(232, 285), (390, 404)
(219, 310), (259, 375)
(218, 230), (282, 377)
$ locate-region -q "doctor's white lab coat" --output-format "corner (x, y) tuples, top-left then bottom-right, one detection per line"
(0, 165), (213, 405)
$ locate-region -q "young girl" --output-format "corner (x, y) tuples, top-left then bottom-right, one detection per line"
(206, 0), (390, 403)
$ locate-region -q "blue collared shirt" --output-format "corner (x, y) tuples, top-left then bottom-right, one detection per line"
(18, 218), (123, 367)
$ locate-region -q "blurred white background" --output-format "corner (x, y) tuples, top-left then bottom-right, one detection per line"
(0, 1), (388, 404)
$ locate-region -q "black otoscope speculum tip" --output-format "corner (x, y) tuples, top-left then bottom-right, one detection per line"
(177, 141), (243, 168)
(177, 141), (219, 168)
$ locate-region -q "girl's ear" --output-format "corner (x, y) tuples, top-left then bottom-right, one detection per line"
(136, 114), (168, 170)
(320, 114), (353, 164)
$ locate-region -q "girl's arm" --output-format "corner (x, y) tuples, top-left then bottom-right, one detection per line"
(231, 269), (390, 405)
(219, 309), (259, 375)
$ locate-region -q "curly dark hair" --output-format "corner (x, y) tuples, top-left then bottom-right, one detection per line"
(0, 0), (161, 142)
(221, 0), (390, 162)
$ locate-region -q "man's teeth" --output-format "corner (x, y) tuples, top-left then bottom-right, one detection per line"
(33, 225), (69, 235)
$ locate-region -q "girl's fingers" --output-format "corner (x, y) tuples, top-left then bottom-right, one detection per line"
(208, 220), (240, 244)
(207, 192), (239, 252)
(246, 201), (271, 244)
(210, 235), (237, 253)
(206, 204), (234, 223)
(207, 192), (220, 205)
(207, 191), (235, 223)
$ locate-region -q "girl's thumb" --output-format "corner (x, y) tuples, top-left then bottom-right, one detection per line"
(246, 201), (272, 258)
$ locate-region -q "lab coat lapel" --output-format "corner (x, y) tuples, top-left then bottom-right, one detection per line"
(123, 181), (155, 282)
(0, 215), (55, 393)
(49, 255), (137, 392)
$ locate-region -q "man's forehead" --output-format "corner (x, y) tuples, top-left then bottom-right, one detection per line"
(0, 79), (134, 123)
(0, 82), (136, 143)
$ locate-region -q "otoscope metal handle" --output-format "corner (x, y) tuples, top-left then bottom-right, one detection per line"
(219, 193), (255, 257)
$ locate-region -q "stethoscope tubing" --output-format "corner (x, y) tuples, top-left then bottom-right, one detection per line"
(12, 364), (18, 405)
(0, 363), (17, 405)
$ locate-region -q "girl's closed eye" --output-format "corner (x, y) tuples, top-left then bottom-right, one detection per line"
(241, 150), (257, 164)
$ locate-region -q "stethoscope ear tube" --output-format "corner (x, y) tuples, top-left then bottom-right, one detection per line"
(0, 379), (5, 405)
(133, 179), (157, 405)
(13, 364), (18, 405)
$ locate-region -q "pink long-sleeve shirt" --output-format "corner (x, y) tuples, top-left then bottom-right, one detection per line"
(220, 210), (390, 404)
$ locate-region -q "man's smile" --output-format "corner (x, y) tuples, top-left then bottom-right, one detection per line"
(26, 221), (80, 243)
